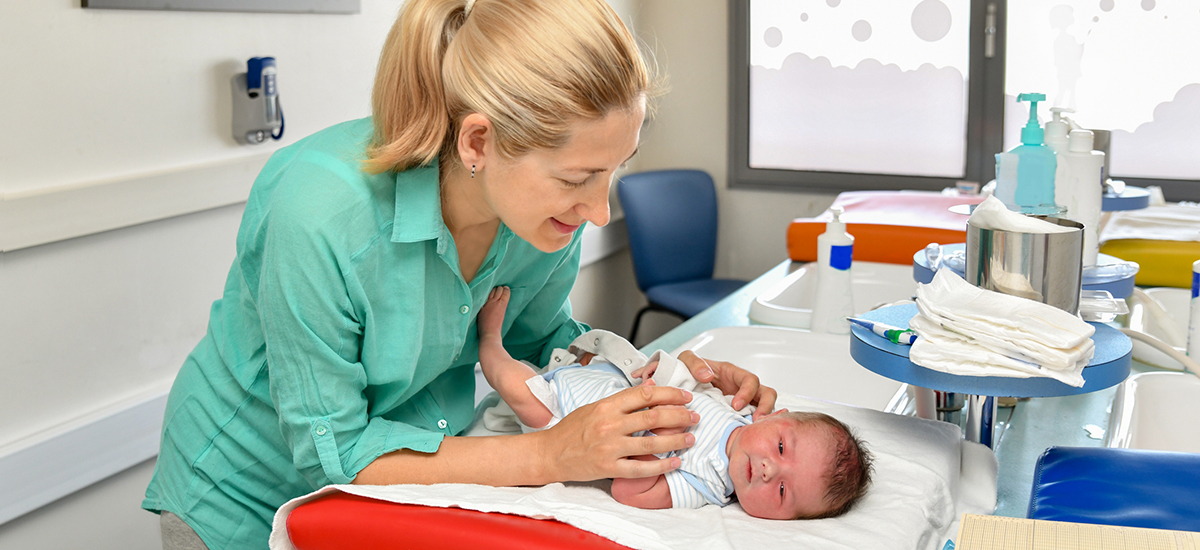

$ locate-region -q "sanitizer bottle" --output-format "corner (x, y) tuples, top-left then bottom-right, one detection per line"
(811, 206), (854, 334)
(994, 93), (1061, 215)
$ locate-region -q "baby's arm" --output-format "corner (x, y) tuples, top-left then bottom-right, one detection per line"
(611, 456), (673, 509)
(478, 287), (553, 429)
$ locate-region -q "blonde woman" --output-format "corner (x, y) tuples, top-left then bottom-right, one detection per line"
(143, 1), (777, 547)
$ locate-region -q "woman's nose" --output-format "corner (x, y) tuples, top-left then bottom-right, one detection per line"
(578, 181), (611, 227)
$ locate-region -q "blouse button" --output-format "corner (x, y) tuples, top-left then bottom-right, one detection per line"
(315, 426), (328, 436)
(460, 305), (470, 315)
(437, 419), (448, 429)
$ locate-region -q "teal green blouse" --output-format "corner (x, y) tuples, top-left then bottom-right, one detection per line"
(142, 118), (589, 548)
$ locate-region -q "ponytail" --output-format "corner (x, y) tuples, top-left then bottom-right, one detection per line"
(365, 0), (467, 174)
(365, 0), (663, 175)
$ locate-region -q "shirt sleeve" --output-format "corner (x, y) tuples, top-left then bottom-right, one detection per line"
(258, 199), (442, 489)
(503, 228), (591, 368)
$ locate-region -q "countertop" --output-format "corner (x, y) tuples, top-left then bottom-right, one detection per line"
(640, 260), (1152, 518)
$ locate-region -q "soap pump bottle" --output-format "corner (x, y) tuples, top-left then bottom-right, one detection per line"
(1045, 107), (1074, 154)
(994, 93), (1061, 215)
(810, 206), (855, 334)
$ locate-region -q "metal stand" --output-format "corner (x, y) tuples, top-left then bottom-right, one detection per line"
(964, 395), (997, 448)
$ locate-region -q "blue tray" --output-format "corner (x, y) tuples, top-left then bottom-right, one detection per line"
(912, 243), (1136, 299)
(1102, 186), (1151, 212)
(849, 303), (1131, 397)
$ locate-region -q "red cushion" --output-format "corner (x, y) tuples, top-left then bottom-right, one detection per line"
(287, 492), (634, 550)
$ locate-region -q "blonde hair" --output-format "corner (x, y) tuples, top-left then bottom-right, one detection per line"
(365, 0), (662, 174)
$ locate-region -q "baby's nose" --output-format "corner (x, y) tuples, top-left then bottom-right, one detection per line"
(759, 458), (776, 481)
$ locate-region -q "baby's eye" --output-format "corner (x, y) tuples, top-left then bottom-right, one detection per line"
(779, 482), (785, 498)
(778, 440), (784, 455)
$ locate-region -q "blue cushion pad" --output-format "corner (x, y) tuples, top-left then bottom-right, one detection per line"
(645, 279), (748, 318)
(1028, 446), (1200, 532)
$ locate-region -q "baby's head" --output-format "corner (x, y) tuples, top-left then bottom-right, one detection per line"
(725, 410), (873, 520)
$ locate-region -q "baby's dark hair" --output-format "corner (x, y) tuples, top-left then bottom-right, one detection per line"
(785, 411), (874, 519)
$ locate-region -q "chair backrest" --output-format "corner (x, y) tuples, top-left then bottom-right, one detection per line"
(616, 169), (718, 291)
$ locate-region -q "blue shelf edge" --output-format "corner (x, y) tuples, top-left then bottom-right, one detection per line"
(850, 303), (1131, 398)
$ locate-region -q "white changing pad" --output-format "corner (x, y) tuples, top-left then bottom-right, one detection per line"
(269, 394), (997, 550)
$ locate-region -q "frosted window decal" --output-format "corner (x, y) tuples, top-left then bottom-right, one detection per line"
(749, 0), (970, 178)
(1006, 1), (1200, 181)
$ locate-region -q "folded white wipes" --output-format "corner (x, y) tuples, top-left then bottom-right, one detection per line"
(1099, 203), (1200, 243)
(909, 268), (1095, 387)
(269, 393), (997, 550)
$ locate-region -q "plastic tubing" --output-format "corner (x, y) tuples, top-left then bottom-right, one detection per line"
(1119, 328), (1200, 381)
(1130, 287), (1187, 347)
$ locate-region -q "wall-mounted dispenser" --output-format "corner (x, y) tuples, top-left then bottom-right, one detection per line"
(232, 57), (284, 145)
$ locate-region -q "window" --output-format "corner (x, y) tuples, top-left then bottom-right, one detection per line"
(731, 0), (1200, 200)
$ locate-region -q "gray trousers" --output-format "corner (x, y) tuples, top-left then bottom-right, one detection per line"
(160, 511), (209, 550)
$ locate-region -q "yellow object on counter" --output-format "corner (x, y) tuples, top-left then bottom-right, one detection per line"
(956, 514), (1200, 550)
(1100, 239), (1200, 288)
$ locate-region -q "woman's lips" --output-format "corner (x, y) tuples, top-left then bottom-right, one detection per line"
(550, 218), (580, 234)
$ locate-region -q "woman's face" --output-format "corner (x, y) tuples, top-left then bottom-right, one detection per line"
(481, 103), (645, 253)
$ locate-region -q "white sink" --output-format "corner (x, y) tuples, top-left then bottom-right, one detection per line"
(673, 326), (905, 411)
(1127, 287), (1191, 369)
(748, 261), (919, 329)
(1106, 371), (1200, 453)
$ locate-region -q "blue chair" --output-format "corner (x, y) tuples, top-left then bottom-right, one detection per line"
(617, 169), (748, 345)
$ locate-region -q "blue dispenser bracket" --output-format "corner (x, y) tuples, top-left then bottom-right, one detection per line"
(232, 57), (284, 145)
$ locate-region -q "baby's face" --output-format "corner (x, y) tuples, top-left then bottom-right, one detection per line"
(725, 412), (832, 520)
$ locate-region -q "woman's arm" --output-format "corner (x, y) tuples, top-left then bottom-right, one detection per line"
(354, 383), (697, 486)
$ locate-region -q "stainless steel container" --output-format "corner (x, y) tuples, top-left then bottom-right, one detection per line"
(966, 217), (1085, 315)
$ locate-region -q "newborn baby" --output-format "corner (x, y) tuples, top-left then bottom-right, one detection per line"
(478, 287), (873, 519)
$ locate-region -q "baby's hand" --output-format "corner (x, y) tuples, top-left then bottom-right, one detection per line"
(631, 360), (659, 382)
(478, 286), (511, 337)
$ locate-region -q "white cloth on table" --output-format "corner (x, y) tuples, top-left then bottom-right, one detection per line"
(1099, 203), (1200, 244)
(909, 268), (1095, 387)
(268, 392), (998, 550)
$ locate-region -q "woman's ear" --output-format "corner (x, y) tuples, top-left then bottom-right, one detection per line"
(457, 113), (492, 172)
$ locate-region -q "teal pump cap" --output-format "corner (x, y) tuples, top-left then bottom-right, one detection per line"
(1018, 92), (1047, 145)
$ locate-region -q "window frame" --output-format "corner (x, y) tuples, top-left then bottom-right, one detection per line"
(728, 0), (1200, 201)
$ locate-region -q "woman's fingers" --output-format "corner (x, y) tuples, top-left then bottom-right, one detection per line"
(542, 384), (697, 482)
(677, 351), (778, 417)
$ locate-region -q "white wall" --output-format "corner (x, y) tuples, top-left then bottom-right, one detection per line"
(0, 1), (837, 547)
(0, 2), (654, 549)
(632, 1), (837, 281)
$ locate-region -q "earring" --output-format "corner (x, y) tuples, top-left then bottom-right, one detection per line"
(471, 164), (476, 178)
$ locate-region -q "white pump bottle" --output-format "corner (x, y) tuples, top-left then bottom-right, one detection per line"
(810, 206), (855, 334)
(1055, 130), (1105, 266)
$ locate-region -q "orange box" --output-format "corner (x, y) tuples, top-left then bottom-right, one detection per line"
(787, 191), (985, 265)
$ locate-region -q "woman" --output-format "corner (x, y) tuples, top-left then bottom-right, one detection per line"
(143, 0), (777, 547)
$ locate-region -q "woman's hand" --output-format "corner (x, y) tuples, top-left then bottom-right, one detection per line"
(538, 381), (699, 482)
(676, 350), (778, 420)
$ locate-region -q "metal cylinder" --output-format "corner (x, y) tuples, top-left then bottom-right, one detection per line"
(964, 395), (997, 448)
(966, 217), (1085, 315)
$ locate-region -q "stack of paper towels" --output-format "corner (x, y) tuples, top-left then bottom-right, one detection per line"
(909, 268), (1095, 387)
